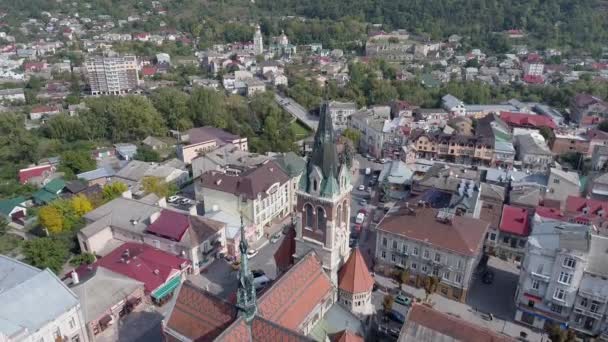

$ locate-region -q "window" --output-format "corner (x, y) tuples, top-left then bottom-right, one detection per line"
(382, 237), (388, 247)
(443, 271), (450, 281)
(457, 260), (463, 270)
(53, 328), (61, 339)
(455, 273), (462, 284)
(580, 298), (588, 307)
(532, 280), (540, 290)
(553, 288), (566, 301)
(72, 336), (80, 342)
(553, 178), (560, 184)
(558, 272), (573, 285)
(391, 254), (397, 263)
(402, 244), (408, 254)
(489, 233), (497, 241)
(434, 253), (441, 262)
(550, 304), (563, 314)
(392, 240), (398, 250)
(590, 301), (600, 313)
(563, 257), (576, 269)
(503, 236), (510, 244)
(422, 265), (428, 273)
(413, 247), (419, 256)
(381, 251), (386, 259)
(69, 317), (76, 329)
(411, 262), (417, 270)
(423, 249), (430, 259)
(432, 268), (439, 276)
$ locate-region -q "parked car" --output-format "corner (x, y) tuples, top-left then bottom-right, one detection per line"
(179, 198), (192, 205)
(247, 249), (258, 259)
(167, 195), (179, 203)
(253, 275), (271, 290)
(358, 184), (365, 191)
(270, 232), (281, 243)
(251, 269), (265, 278)
(387, 309), (405, 324)
(395, 294), (412, 306)
(359, 199), (367, 206)
(358, 208), (367, 215)
(355, 212), (365, 224)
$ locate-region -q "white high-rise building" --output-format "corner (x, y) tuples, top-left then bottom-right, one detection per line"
(253, 25), (263, 55)
(84, 55), (139, 95)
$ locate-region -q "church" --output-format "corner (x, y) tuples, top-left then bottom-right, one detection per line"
(163, 111), (374, 341)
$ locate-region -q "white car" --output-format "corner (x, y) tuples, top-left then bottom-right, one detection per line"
(247, 249), (258, 259)
(167, 195), (179, 203)
(179, 198), (192, 205)
(358, 184), (365, 191)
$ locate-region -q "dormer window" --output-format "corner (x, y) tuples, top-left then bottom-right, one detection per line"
(313, 180), (318, 192)
(583, 206), (590, 215)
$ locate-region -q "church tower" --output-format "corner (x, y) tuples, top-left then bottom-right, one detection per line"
(236, 217), (257, 322)
(294, 110), (351, 284)
(253, 24), (263, 55)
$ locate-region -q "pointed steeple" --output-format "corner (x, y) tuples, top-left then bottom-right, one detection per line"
(236, 216), (257, 322)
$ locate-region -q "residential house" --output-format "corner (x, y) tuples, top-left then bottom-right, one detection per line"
(191, 144), (269, 180)
(0, 88), (25, 102)
(322, 101), (358, 132)
(378, 160), (414, 200)
(244, 78), (266, 97)
(33, 178), (65, 205)
(564, 196), (608, 230)
(0, 255), (89, 342)
(196, 160), (290, 242)
(365, 31), (414, 61)
(77, 166), (116, 187)
(551, 133), (589, 156)
(493, 205), (531, 262)
(500, 111), (557, 130)
(390, 100), (418, 118)
(570, 94), (608, 126)
(179, 127), (248, 164)
(587, 129), (608, 157)
(142, 136), (174, 151)
(376, 201), (489, 302)
(113, 160), (188, 196)
(114, 143), (138, 160)
(18, 163), (55, 185)
(76, 242), (190, 306)
(588, 173), (608, 200)
(0, 196), (27, 225)
(29, 105), (61, 120)
(546, 168), (581, 209)
(399, 304), (516, 342)
(515, 134), (554, 171)
(413, 108), (449, 129)
(70, 267), (144, 341)
(349, 106), (391, 158)
(441, 94), (466, 117)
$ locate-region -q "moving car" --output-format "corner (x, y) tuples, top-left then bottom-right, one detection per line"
(247, 249), (258, 259)
(395, 294), (412, 306)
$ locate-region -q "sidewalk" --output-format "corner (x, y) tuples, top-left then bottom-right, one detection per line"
(374, 274), (546, 341)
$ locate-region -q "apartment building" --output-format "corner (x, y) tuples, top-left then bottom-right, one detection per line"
(410, 130), (494, 166)
(514, 221), (608, 338)
(349, 106), (391, 158)
(84, 55), (139, 95)
(322, 100), (358, 132)
(376, 201), (489, 302)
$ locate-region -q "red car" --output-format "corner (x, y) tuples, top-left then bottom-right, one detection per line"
(358, 208), (367, 215)
(353, 223), (362, 232)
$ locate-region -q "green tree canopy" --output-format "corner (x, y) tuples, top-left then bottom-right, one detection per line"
(23, 237), (70, 274)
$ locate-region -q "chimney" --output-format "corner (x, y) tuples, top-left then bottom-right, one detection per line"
(153, 269), (160, 275)
(71, 270), (79, 285)
(149, 211), (161, 224)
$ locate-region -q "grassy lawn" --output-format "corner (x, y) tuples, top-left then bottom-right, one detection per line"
(0, 233), (25, 257)
(289, 121), (313, 139)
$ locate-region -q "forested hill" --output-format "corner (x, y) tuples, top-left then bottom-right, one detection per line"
(257, 0), (608, 51)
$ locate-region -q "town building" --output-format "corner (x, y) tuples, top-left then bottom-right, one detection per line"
(441, 94), (466, 117)
(493, 205), (531, 262)
(84, 55), (139, 95)
(545, 168), (581, 209)
(376, 200), (489, 302)
(365, 31), (414, 61)
(294, 110), (353, 284)
(179, 126), (248, 164)
(551, 133), (590, 156)
(588, 173), (608, 200)
(191, 143), (269, 179)
(399, 304), (516, 341)
(197, 160), (290, 243)
(322, 101), (358, 132)
(348, 106), (391, 158)
(0, 255), (89, 342)
(570, 94), (608, 126)
(500, 111), (557, 130)
(564, 196), (608, 230)
(253, 24), (263, 55)
(514, 134), (554, 171)
(337, 248), (374, 315)
(0, 88), (25, 102)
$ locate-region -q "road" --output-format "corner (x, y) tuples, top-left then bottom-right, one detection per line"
(275, 93), (319, 130)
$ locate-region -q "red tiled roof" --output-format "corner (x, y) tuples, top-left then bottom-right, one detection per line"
(499, 111), (556, 129)
(93, 242), (189, 293)
(332, 330), (364, 342)
(18, 164), (53, 184)
(141, 66), (157, 76)
(338, 248), (373, 294)
(403, 304), (516, 342)
(258, 252), (333, 330)
(218, 316), (312, 342)
(535, 206), (566, 222)
(378, 205), (489, 256)
(30, 105), (59, 114)
(565, 196), (608, 221)
(166, 281), (238, 341)
(499, 205), (530, 236)
(146, 209), (190, 241)
(523, 74), (544, 84)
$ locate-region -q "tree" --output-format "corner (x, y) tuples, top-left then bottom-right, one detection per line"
(598, 120), (608, 133)
(382, 294), (394, 314)
(0, 217), (8, 236)
(341, 128), (361, 145)
(70, 252), (96, 266)
(23, 237), (69, 274)
(545, 323), (576, 342)
(60, 150), (97, 175)
(400, 268), (411, 287)
(539, 126), (556, 146)
(102, 182), (129, 201)
(70, 195), (93, 216)
(134, 145), (161, 162)
(38, 205), (64, 234)
(423, 275), (440, 301)
(141, 176), (176, 198)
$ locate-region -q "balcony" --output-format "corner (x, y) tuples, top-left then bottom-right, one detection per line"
(574, 306), (603, 320)
(531, 271), (551, 282)
(579, 289), (608, 304)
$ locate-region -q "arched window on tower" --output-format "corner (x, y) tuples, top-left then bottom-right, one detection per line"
(317, 207), (327, 232)
(313, 179), (318, 192)
(337, 204), (343, 227)
(342, 200), (349, 226)
(304, 203), (314, 230)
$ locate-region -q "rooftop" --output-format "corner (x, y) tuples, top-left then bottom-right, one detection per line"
(338, 248), (374, 294)
(186, 126), (242, 145)
(378, 203), (489, 256)
(499, 205), (530, 236)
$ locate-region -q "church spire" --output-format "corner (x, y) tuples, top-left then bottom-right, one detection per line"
(236, 216), (257, 322)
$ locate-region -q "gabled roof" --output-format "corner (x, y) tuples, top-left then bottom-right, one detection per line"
(186, 127), (242, 145)
(18, 164), (53, 184)
(338, 248), (374, 294)
(258, 251), (333, 330)
(146, 209), (190, 241)
(332, 330), (364, 342)
(499, 205), (530, 236)
(0, 197), (26, 216)
(500, 111), (556, 129)
(565, 196), (608, 219)
(217, 315), (313, 342)
(400, 304), (516, 342)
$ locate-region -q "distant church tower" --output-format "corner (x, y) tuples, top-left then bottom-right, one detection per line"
(253, 24), (263, 55)
(294, 109), (351, 284)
